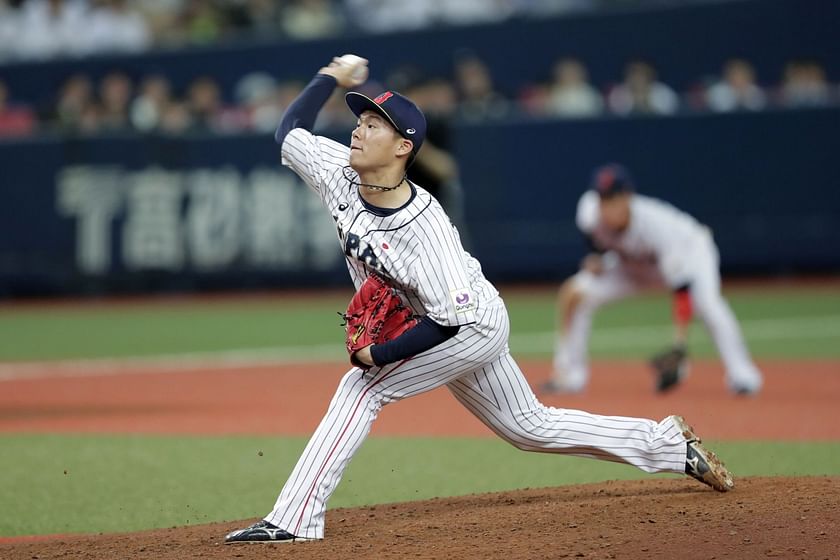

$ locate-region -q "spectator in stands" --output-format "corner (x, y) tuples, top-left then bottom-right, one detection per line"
(234, 72), (291, 132)
(159, 100), (193, 134)
(3, 0), (150, 61)
(87, 0), (151, 55)
(436, 0), (513, 26)
(779, 60), (832, 108)
(453, 52), (510, 121)
(281, 0), (343, 39)
(415, 77), (459, 119)
(607, 60), (679, 116)
(129, 75), (174, 132)
(130, 0), (185, 45)
(179, 0), (225, 44)
(186, 76), (224, 132)
(97, 71), (134, 131)
(515, 0), (598, 17)
(225, 0), (283, 38)
(0, 80), (37, 137)
(0, 0), (16, 63)
(345, 0), (523, 32)
(13, 0), (90, 60)
(516, 81), (552, 117)
(705, 59), (766, 112)
(344, 0), (433, 33)
(78, 99), (102, 133)
(546, 57), (604, 118)
(276, 80), (306, 113)
(313, 87), (357, 130)
(51, 73), (97, 132)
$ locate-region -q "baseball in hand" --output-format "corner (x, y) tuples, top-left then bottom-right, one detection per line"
(338, 54), (369, 83)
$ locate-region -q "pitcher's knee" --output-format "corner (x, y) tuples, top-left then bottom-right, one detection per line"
(501, 407), (558, 451)
(491, 423), (539, 451)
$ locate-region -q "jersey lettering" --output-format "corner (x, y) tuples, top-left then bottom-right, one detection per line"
(343, 231), (382, 272)
(343, 231), (360, 255)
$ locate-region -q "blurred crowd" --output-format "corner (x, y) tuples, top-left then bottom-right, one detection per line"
(1, 54), (837, 138)
(1, 0), (746, 63)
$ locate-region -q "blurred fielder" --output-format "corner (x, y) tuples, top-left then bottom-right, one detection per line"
(545, 163), (764, 395)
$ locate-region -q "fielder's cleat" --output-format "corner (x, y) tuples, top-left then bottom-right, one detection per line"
(224, 520), (310, 544)
(730, 384), (760, 397)
(670, 415), (735, 492)
(540, 379), (584, 395)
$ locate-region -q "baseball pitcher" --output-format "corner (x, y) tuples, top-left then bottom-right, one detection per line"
(224, 57), (735, 544)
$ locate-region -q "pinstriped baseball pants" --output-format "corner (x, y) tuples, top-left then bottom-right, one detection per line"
(265, 299), (688, 539)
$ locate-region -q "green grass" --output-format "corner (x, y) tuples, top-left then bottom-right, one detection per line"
(0, 295), (351, 362)
(0, 286), (838, 362)
(2, 434), (838, 537)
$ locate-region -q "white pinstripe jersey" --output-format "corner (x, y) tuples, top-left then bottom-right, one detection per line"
(281, 128), (499, 327)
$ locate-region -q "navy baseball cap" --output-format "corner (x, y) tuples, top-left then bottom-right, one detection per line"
(345, 90), (427, 157)
(591, 163), (635, 198)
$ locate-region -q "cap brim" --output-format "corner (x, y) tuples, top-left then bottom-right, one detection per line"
(345, 92), (403, 137)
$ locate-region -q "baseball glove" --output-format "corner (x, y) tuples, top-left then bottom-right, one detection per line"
(342, 274), (419, 369)
(650, 344), (688, 393)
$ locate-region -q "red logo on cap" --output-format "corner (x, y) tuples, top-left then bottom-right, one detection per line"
(374, 91), (394, 105)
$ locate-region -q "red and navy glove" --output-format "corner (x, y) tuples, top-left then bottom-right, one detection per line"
(342, 274), (419, 369)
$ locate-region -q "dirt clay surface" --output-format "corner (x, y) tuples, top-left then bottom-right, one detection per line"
(4, 476), (838, 560)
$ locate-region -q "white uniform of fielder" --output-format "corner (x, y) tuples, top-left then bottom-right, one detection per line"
(553, 187), (764, 394)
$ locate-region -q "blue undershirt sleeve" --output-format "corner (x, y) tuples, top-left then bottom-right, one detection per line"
(369, 316), (460, 366)
(274, 74), (337, 145)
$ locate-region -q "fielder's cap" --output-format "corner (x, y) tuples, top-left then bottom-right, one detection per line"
(591, 163), (635, 198)
(345, 90), (427, 157)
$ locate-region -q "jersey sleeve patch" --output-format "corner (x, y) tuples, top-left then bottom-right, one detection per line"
(450, 288), (476, 314)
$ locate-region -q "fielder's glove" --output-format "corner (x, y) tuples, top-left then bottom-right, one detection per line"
(650, 344), (688, 393)
(342, 274), (419, 369)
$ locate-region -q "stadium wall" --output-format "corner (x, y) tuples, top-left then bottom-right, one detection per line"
(1, 107), (837, 296)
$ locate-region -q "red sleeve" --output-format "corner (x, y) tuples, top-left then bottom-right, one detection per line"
(673, 287), (693, 326)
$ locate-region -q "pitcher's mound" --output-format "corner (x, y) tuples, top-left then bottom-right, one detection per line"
(3, 476), (837, 560)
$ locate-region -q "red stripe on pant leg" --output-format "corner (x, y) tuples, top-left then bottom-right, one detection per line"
(292, 359), (409, 536)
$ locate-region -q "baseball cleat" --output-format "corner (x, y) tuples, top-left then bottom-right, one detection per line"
(730, 384), (760, 397)
(670, 415), (735, 492)
(224, 520), (310, 544)
(540, 379), (584, 395)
